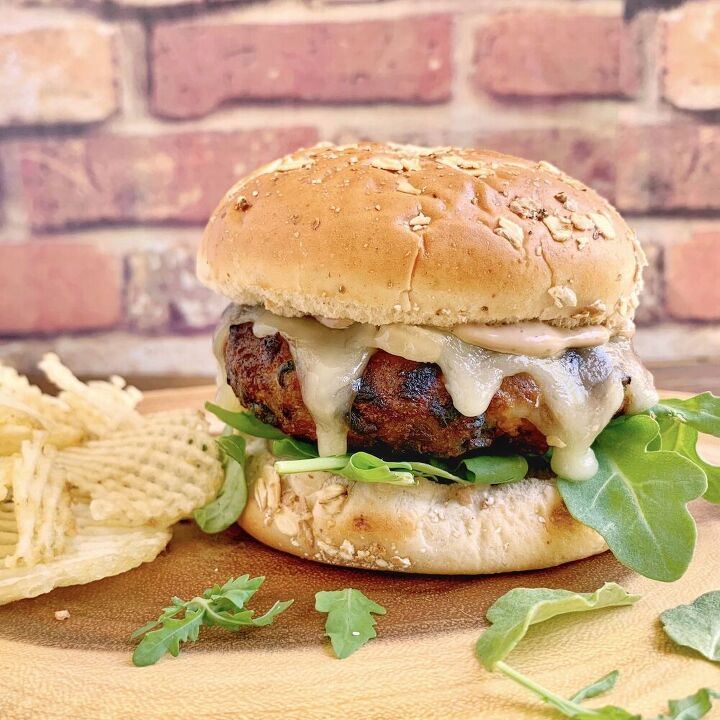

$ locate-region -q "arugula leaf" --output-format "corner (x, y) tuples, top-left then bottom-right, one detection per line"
(652, 393), (720, 437)
(205, 400), (528, 487)
(660, 591), (720, 662)
(494, 662), (639, 719)
(131, 575), (293, 666)
(205, 402), (287, 439)
(133, 608), (206, 668)
(405, 460), (466, 483)
(476, 583), (717, 720)
(332, 452), (417, 485)
(652, 415), (720, 504)
(570, 671), (620, 703)
(557, 415), (707, 582)
(652, 688), (720, 720)
(271, 437), (319, 460)
(459, 455), (529, 484)
(274, 452), (528, 487)
(275, 453), (417, 486)
(315, 588), (386, 659)
(476, 582), (639, 670)
(194, 436), (248, 533)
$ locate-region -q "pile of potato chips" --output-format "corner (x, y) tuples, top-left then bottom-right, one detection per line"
(0, 354), (223, 605)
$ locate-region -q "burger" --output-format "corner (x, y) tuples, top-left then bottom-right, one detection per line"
(195, 141), (699, 577)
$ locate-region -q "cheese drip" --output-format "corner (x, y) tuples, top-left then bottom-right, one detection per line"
(212, 304), (255, 413)
(254, 313), (377, 456)
(213, 306), (658, 482)
(374, 325), (634, 481)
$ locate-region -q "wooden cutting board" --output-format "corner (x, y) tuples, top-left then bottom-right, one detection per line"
(0, 387), (718, 720)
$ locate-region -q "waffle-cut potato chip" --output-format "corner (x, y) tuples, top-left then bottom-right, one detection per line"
(0, 365), (84, 453)
(0, 506), (171, 606)
(4, 433), (74, 568)
(57, 411), (223, 527)
(0, 502), (17, 557)
(38, 353), (142, 439)
(0, 457), (13, 501)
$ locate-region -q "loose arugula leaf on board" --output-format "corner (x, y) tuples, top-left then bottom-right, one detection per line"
(652, 688), (720, 720)
(133, 608), (206, 668)
(493, 662), (638, 719)
(652, 415), (720, 504)
(660, 591), (720, 662)
(315, 588), (386, 659)
(557, 415), (707, 582)
(476, 583), (717, 720)
(476, 582), (639, 670)
(194, 436), (248, 533)
(569, 670), (620, 704)
(131, 575), (293, 667)
(205, 402), (287, 439)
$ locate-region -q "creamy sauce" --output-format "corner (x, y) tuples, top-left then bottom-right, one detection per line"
(315, 316), (355, 329)
(452, 321), (611, 358)
(213, 306), (658, 482)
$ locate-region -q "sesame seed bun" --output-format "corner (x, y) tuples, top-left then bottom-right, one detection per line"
(240, 446), (607, 574)
(198, 141), (645, 331)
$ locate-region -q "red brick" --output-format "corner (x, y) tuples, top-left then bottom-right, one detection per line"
(473, 11), (639, 98)
(126, 244), (227, 332)
(476, 127), (617, 201)
(633, 242), (664, 325)
(666, 231), (720, 320)
(661, 1), (720, 110)
(16, 127), (318, 230)
(151, 15), (452, 118)
(0, 15), (118, 127)
(0, 242), (122, 335)
(616, 124), (720, 212)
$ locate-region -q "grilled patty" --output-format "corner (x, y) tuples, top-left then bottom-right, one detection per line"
(224, 323), (624, 459)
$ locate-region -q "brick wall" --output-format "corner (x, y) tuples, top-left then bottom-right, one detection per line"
(1, 0), (719, 380)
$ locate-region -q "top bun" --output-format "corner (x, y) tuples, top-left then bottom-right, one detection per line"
(198, 141), (645, 330)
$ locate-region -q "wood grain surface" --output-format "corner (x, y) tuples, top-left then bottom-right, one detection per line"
(0, 387), (718, 720)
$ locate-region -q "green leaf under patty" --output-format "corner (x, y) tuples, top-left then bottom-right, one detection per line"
(652, 392), (720, 437)
(205, 402), (287, 439)
(459, 455), (529, 485)
(648, 395), (720, 504)
(194, 435), (248, 533)
(557, 414), (707, 582)
(205, 404), (529, 488)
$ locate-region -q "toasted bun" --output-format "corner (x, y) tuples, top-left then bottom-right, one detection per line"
(239, 446), (607, 574)
(198, 141), (644, 331)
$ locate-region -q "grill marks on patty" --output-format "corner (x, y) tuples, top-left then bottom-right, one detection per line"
(225, 323), (551, 458)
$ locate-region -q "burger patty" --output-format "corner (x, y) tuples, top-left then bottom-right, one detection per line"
(225, 323), (571, 458)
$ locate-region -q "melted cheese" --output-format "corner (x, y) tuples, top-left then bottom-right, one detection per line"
(254, 312), (376, 456)
(212, 304), (253, 413)
(213, 306), (658, 482)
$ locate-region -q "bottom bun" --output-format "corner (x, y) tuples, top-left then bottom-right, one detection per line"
(240, 446), (607, 574)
